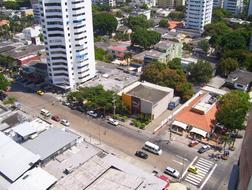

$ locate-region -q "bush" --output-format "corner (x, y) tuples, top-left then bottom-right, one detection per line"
(131, 114), (151, 129)
(3, 96), (16, 105)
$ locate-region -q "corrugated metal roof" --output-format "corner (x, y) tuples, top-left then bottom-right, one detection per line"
(12, 122), (37, 138)
(22, 128), (79, 161)
(0, 132), (40, 182)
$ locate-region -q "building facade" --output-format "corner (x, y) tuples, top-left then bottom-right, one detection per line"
(213, 0), (224, 7)
(40, 0), (96, 90)
(248, 0), (252, 16)
(185, 0), (213, 32)
(223, 0), (243, 14)
(158, 0), (185, 8)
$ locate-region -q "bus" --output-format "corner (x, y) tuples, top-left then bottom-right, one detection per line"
(143, 141), (162, 155)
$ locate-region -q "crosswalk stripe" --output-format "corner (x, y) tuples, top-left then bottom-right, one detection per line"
(198, 170), (207, 175)
(196, 166), (210, 173)
(195, 162), (211, 169)
(197, 172), (206, 177)
(185, 178), (200, 186)
(197, 160), (213, 167)
(187, 173), (204, 180)
(199, 158), (214, 164)
(185, 175), (201, 184)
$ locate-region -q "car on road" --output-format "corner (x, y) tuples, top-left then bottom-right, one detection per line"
(61, 119), (70, 127)
(164, 167), (180, 178)
(51, 115), (60, 122)
(135, 151), (148, 159)
(198, 145), (211, 154)
(188, 140), (199, 147)
(188, 165), (199, 174)
(87, 110), (98, 118)
(62, 101), (70, 107)
(36, 90), (44, 96)
(108, 118), (119, 126)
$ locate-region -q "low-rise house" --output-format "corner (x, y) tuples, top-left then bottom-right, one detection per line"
(119, 81), (174, 119)
(144, 40), (183, 64)
(173, 92), (219, 140)
(156, 8), (171, 17)
(107, 41), (131, 60)
(226, 70), (252, 91)
(130, 9), (151, 20)
(168, 21), (184, 30)
(0, 19), (9, 27)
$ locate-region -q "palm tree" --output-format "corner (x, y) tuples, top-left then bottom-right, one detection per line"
(124, 52), (132, 66)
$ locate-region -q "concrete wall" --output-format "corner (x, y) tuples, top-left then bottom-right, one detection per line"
(140, 99), (152, 115)
(152, 90), (174, 119)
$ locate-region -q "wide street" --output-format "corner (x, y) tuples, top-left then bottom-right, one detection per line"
(7, 82), (240, 190)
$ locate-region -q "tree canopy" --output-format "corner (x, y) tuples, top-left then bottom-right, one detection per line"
(159, 19), (169, 28)
(168, 11), (184, 21)
(0, 74), (10, 91)
(216, 58), (238, 77)
(127, 15), (150, 31)
(188, 60), (213, 84)
(168, 58), (183, 70)
(93, 13), (117, 35)
(197, 40), (210, 53)
(131, 28), (161, 49)
(141, 61), (193, 101)
(216, 91), (251, 131)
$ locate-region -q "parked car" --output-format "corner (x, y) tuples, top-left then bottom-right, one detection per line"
(188, 166), (199, 174)
(62, 101), (70, 107)
(87, 110), (98, 118)
(164, 167), (180, 178)
(198, 145), (211, 154)
(36, 90), (44, 96)
(108, 118), (119, 126)
(51, 115), (60, 122)
(61, 119), (70, 127)
(135, 151), (148, 159)
(188, 140), (199, 147)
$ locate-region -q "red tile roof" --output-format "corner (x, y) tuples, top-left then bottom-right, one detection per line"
(0, 20), (9, 27)
(168, 21), (183, 30)
(175, 93), (217, 132)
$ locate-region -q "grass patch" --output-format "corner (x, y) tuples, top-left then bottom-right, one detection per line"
(3, 96), (16, 105)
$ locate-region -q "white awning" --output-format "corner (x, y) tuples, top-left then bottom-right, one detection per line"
(190, 127), (208, 137)
(172, 121), (188, 130)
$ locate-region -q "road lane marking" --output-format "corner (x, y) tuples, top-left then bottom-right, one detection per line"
(197, 160), (213, 167)
(199, 163), (218, 190)
(195, 165), (210, 172)
(185, 176), (200, 185)
(176, 154), (189, 161)
(187, 173), (204, 180)
(172, 159), (184, 165)
(199, 158), (214, 164)
(181, 156), (198, 178)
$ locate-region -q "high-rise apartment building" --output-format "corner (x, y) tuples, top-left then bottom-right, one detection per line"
(223, 0), (243, 14)
(213, 0), (224, 7)
(248, 0), (252, 16)
(185, 0), (213, 32)
(29, 0), (40, 22)
(158, 0), (185, 8)
(40, 0), (96, 90)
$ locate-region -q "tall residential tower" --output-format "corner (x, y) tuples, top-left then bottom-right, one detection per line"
(185, 0), (213, 32)
(40, 0), (95, 90)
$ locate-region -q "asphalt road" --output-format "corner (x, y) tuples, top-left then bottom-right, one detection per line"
(8, 82), (239, 190)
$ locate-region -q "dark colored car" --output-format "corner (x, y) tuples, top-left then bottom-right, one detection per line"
(198, 145), (211, 154)
(51, 115), (60, 122)
(135, 151), (148, 159)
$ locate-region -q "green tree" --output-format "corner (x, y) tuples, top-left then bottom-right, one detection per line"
(93, 13), (118, 35)
(0, 74), (10, 91)
(141, 62), (193, 101)
(217, 58), (239, 77)
(168, 11), (184, 21)
(39, 33), (44, 42)
(127, 15), (150, 31)
(168, 58), (182, 70)
(159, 19), (169, 28)
(131, 28), (161, 49)
(197, 40), (210, 53)
(140, 3), (148, 9)
(212, 8), (231, 22)
(188, 60), (213, 83)
(221, 31), (247, 50)
(216, 90), (251, 132)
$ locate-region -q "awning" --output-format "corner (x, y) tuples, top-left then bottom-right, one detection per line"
(172, 121), (188, 130)
(190, 127), (208, 138)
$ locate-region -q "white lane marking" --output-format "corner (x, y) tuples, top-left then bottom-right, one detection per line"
(185, 178), (200, 186)
(185, 176), (201, 184)
(198, 170), (207, 175)
(187, 173), (204, 180)
(182, 156), (198, 178)
(199, 164), (218, 190)
(196, 165), (210, 172)
(197, 160), (213, 167)
(197, 172), (206, 177)
(176, 154), (189, 161)
(172, 159), (184, 165)
(199, 158), (214, 164)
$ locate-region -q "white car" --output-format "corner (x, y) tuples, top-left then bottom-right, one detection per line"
(108, 118), (119, 126)
(164, 167), (180, 178)
(61, 119), (70, 127)
(87, 110), (98, 118)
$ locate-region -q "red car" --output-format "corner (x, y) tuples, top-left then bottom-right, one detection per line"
(51, 115), (60, 122)
(188, 140), (199, 147)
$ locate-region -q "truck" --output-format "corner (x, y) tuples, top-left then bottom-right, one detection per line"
(168, 96), (180, 110)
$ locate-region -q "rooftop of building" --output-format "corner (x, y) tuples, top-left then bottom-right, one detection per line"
(0, 20), (9, 26)
(175, 92), (218, 133)
(0, 132), (40, 182)
(154, 40), (178, 51)
(22, 127), (79, 161)
(2, 44), (44, 59)
(121, 81), (173, 104)
(227, 70), (252, 85)
(145, 49), (163, 58)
